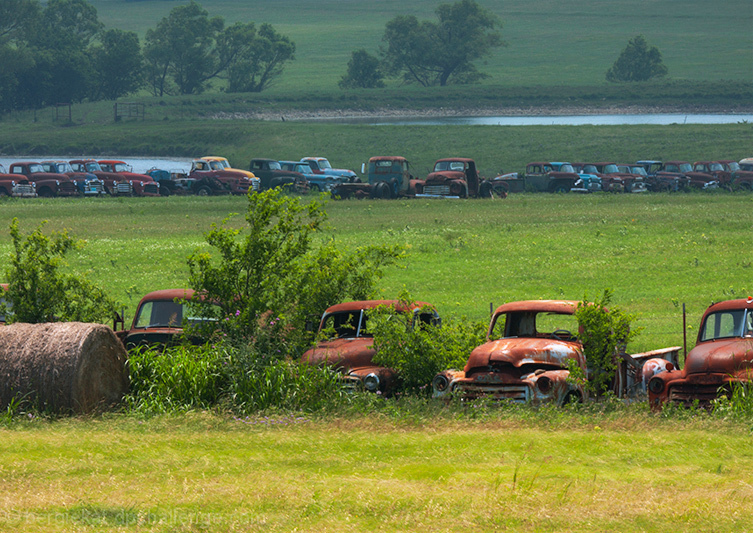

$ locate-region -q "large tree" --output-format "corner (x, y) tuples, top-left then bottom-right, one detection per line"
(144, 1), (294, 96)
(606, 35), (668, 82)
(381, 0), (504, 87)
(91, 29), (144, 100)
(224, 23), (295, 93)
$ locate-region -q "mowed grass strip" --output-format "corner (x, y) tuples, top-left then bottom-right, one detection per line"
(0, 413), (751, 532)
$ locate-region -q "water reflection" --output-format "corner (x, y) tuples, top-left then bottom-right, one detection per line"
(310, 114), (753, 126)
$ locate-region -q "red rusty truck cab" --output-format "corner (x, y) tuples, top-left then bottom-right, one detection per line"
(648, 298), (753, 409)
(117, 289), (216, 349)
(301, 300), (439, 394)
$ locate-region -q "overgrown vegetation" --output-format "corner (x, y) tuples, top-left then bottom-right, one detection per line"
(574, 290), (639, 395)
(186, 188), (403, 355)
(1, 218), (118, 323)
(369, 292), (486, 392)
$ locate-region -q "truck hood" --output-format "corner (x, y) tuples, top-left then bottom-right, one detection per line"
(426, 171), (464, 182)
(464, 337), (583, 372)
(301, 337), (375, 369)
(684, 338), (753, 375)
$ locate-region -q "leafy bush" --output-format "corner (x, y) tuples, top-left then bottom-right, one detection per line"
(574, 289), (638, 395)
(2, 218), (118, 324)
(125, 344), (226, 413)
(187, 188), (403, 355)
(370, 292), (487, 393)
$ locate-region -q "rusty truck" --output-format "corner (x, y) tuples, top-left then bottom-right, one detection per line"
(331, 156), (425, 199)
(648, 298), (753, 410)
(301, 300), (439, 395)
(433, 300), (679, 405)
(418, 157), (505, 198)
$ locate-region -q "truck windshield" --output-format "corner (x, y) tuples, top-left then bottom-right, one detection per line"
(322, 310), (367, 338)
(489, 311), (578, 340)
(699, 309), (752, 341)
(133, 300), (216, 329)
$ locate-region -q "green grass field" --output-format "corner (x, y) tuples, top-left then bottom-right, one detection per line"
(1, 190), (751, 353)
(2, 411), (753, 532)
(87, 0), (753, 89)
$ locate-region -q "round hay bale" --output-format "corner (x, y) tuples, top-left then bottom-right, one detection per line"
(0, 322), (129, 414)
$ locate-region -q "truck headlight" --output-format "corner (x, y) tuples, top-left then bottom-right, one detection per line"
(648, 377), (664, 395)
(363, 373), (380, 392)
(536, 376), (552, 393)
(432, 374), (449, 392)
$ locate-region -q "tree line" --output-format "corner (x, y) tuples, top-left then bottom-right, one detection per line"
(0, 0), (295, 113)
(0, 0), (668, 114)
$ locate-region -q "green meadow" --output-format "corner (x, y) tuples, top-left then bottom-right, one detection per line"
(86, 0), (752, 89)
(1, 189), (751, 353)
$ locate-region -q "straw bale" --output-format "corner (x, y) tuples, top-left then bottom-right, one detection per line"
(0, 322), (129, 414)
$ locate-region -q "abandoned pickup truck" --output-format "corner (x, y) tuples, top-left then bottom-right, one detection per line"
(98, 160), (160, 197)
(70, 159), (133, 196)
(300, 156), (358, 182)
(0, 165), (36, 197)
(495, 162), (581, 194)
(9, 162), (79, 197)
(301, 300), (439, 395)
(418, 157), (504, 198)
(648, 298), (753, 409)
(250, 158), (308, 191)
(41, 161), (105, 196)
(147, 168), (229, 196)
(331, 156), (425, 199)
(116, 289), (217, 349)
(433, 300), (678, 405)
(188, 159), (259, 195)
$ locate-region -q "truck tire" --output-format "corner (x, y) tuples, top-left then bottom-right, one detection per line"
(196, 186), (212, 196)
(478, 181), (493, 198)
(38, 187), (54, 198)
(373, 181), (392, 199)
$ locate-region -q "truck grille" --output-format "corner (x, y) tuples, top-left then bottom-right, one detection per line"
(455, 383), (529, 402)
(13, 184), (36, 197)
(114, 182), (132, 195)
(143, 183), (160, 195)
(668, 383), (726, 405)
(423, 185), (451, 196)
(84, 182), (104, 195)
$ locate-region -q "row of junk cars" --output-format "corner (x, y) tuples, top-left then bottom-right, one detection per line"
(110, 288), (753, 411)
(1, 155), (752, 199)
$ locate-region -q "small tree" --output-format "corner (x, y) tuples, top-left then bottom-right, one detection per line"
(3, 218), (118, 324)
(606, 35), (668, 82)
(339, 49), (384, 89)
(370, 291), (487, 393)
(574, 289), (638, 395)
(187, 188), (403, 356)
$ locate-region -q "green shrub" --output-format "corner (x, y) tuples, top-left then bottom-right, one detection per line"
(574, 289), (638, 396)
(370, 292), (487, 393)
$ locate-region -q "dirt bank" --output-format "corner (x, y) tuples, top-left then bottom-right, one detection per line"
(213, 104), (752, 122)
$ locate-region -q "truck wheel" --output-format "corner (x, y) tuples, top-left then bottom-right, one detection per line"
(196, 186), (211, 196)
(38, 187), (54, 198)
(478, 181), (493, 198)
(551, 183), (569, 193)
(159, 184), (171, 197)
(0, 188), (8, 197)
(373, 181), (392, 199)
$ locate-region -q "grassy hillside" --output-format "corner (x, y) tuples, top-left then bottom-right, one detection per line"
(87, 0), (753, 90)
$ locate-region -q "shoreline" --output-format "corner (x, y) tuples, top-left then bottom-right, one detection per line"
(214, 104), (753, 122)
